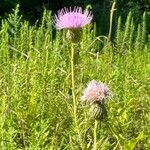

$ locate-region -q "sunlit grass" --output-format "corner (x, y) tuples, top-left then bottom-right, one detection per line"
(0, 8), (149, 149)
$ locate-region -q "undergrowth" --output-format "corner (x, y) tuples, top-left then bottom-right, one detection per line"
(0, 5), (149, 150)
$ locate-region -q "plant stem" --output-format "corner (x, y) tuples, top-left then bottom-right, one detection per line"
(71, 45), (83, 148)
(94, 120), (98, 150)
(71, 45), (77, 122)
(108, 1), (116, 42)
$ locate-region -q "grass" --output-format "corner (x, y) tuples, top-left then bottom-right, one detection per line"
(0, 8), (150, 149)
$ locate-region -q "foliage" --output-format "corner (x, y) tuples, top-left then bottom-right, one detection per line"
(115, 11), (149, 51)
(0, 0), (150, 33)
(0, 7), (149, 149)
(7, 4), (22, 37)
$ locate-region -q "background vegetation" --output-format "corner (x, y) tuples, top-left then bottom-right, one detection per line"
(0, 1), (149, 150)
(0, 0), (150, 34)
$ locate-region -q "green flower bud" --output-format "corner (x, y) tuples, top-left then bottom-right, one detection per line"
(66, 29), (82, 43)
(90, 102), (107, 121)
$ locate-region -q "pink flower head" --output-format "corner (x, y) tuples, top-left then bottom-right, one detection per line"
(81, 80), (110, 103)
(54, 7), (93, 29)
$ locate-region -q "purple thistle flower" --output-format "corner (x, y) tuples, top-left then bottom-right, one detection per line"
(81, 80), (110, 103)
(54, 7), (93, 29)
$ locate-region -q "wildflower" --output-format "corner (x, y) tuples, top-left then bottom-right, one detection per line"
(81, 80), (111, 120)
(54, 7), (93, 30)
(81, 80), (110, 103)
(54, 7), (93, 43)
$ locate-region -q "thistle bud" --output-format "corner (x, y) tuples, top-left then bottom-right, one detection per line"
(66, 29), (82, 43)
(90, 102), (107, 121)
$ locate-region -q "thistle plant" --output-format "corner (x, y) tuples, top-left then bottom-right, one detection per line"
(54, 7), (93, 79)
(81, 80), (111, 120)
(54, 7), (93, 43)
(81, 80), (111, 150)
(54, 6), (93, 148)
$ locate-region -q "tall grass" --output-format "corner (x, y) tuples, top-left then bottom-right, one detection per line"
(0, 6), (149, 149)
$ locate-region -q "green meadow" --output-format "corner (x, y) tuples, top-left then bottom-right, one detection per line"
(0, 6), (150, 149)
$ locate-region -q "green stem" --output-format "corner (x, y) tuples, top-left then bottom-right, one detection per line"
(71, 45), (83, 148)
(94, 120), (98, 150)
(71, 45), (77, 121)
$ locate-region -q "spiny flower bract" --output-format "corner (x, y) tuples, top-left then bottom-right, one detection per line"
(54, 7), (93, 29)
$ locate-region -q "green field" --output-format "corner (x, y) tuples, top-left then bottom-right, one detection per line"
(0, 8), (150, 149)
